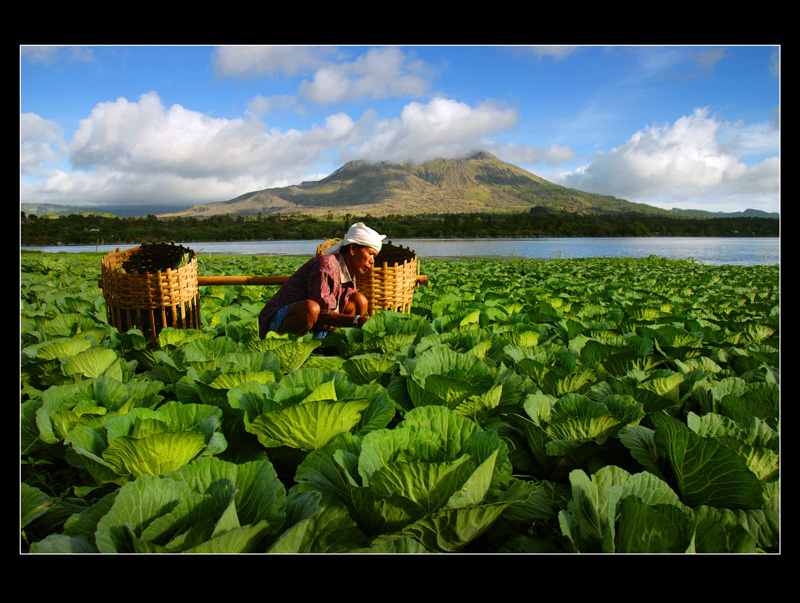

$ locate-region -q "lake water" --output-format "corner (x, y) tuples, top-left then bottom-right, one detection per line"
(22, 237), (780, 266)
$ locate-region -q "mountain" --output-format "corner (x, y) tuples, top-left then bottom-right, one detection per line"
(668, 207), (780, 219)
(158, 152), (731, 219)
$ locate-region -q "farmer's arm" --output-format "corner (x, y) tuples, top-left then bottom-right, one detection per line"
(315, 290), (369, 328)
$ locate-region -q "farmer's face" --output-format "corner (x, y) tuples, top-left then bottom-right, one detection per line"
(347, 245), (378, 276)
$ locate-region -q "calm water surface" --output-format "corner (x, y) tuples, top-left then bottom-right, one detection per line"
(22, 237), (780, 266)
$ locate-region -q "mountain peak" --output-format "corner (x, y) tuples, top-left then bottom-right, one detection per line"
(465, 150), (497, 161)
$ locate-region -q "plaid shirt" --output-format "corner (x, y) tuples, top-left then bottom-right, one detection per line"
(258, 253), (356, 338)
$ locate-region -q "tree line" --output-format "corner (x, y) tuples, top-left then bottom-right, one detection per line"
(20, 210), (779, 247)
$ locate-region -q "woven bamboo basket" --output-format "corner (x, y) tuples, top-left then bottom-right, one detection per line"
(99, 242), (200, 347)
(317, 238), (420, 314)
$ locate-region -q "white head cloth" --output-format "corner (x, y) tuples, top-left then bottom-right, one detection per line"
(325, 222), (386, 255)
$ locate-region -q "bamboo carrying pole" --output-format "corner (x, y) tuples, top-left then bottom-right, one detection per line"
(197, 274), (429, 286)
(198, 275), (291, 286)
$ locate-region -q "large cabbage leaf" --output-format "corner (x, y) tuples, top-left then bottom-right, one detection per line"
(651, 411), (764, 510)
(63, 401), (228, 483)
(558, 465), (691, 553)
(241, 368), (395, 452)
(293, 406), (523, 551)
(399, 345), (496, 409)
(250, 399), (371, 451)
(87, 457), (286, 553)
(34, 377), (164, 445)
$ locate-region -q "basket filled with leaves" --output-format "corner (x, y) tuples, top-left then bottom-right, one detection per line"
(99, 242), (200, 346)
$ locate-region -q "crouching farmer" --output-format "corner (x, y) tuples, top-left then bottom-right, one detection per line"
(258, 223), (386, 339)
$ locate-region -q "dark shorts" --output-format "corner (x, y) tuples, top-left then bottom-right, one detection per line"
(267, 304), (328, 339)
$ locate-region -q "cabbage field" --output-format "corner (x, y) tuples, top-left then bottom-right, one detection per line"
(20, 250), (780, 553)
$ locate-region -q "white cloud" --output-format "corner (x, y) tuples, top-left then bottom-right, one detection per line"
(212, 46), (433, 107)
(298, 47), (433, 105)
(68, 92), (364, 178)
(21, 45), (95, 64)
(21, 46), (60, 63)
(558, 107), (780, 211)
(216, 45), (437, 130)
(506, 46), (582, 61)
(23, 91), (369, 206)
(246, 94), (304, 118)
(343, 96), (518, 164)
(489, 141), (577, 167)
(634, 47), (727, 82)
(211, 45), (331, 78)
(20, 113), (66, 176)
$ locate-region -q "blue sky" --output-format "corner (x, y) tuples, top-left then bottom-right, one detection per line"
(20, 45), (780, 213)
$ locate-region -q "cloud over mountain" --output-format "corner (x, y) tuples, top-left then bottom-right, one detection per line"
(559, 108), (779, 212)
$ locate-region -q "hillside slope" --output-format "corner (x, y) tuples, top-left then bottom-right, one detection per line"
(159, 152), (688, 218)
